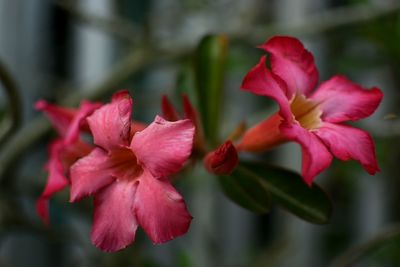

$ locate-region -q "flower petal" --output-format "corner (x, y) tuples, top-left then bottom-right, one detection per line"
(87, 91), (132, 151)
(280, 122), (333, 185)
(41, 140), (69, 199)
(311, 75), (383, 123)
(70, 148), (115, 202)
(36, 140), (69, 224)
(259, 36), (319, 96)
(64, 101), (102, 145)
(134, 171), (192, 244)
(35, 100), (75, 136)
(131, 116), (194, 177)
(161, 95), (180, 121)
(241, 55), (293, 121)
(314, 123), (380, 174)
(91, 180), (138, 252)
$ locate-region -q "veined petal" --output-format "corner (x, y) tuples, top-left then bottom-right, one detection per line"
(312, 75), (383, 123)
(314, 123), (379, 174)
(131, 116), (194, 177)
(87, 91), (132, 151)
(91, 180), (139, 252)
(134, 171), (192, 244)
(35, 100), (75, 136)
(70, 148), (115, 202)
(241, 55), (293, 121)
(260, 36), (318, 96)
(64, 101), (102, 145)
(280, 122), (333, 185)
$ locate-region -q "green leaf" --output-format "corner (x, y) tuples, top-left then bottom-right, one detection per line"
(218, 167), (272, 214)
(193, 34), (228, 146)
(219, 161), (332, 224)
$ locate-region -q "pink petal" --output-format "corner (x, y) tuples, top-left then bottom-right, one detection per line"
(241, 55), (293, 122)
(87, 91), (132, 151)
(36, 140), (69, 224)
(70, 148), (115, 202)
(314, 123), (380, 174)
(182, 94), (205, 151)
(36, 198), (50, 225)
(161, 95), (180, 121)
(64, 101), (102, 145)
(131, 116), (194, 177)
(311, 75), (383, 123)
(280, 122), (333, 185)
(41, 140), (69, 198)
(91, 180), (139, 252)
(134, 171), (192, 244)
(35, 100), (75, 136)
(260, 36), (319, 96)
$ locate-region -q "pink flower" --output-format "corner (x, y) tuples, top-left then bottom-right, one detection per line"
(70, 91), (195, 252)
(35, 100), (102, 224)
(238, 36), (383, 185)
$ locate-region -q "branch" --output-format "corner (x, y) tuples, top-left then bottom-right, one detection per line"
(0, 60), (22, 148)
(54, 0), (141, 45)
(329, 224), (400, 267)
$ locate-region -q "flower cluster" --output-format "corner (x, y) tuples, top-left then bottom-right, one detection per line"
(37, 36), (382, 252)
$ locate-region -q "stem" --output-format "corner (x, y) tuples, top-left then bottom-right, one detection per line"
(0, 60), (22, 148)
(329, 224), (400, 267)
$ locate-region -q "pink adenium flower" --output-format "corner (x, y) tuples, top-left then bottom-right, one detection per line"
(162, 94), (205, 154)
(70, 91), (195, 252)
(35, 100), (102, 224)
(238, 36), (383, 185)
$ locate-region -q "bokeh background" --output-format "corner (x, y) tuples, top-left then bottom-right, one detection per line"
(0, 0), (399, 266)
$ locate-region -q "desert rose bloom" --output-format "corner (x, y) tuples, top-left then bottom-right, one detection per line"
(70, 91), (194, 252)
(238, 36), (383, 185)
(35, 100), (101, 224)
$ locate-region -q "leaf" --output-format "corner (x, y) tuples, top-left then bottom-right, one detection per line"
(193, 35), (228, 146)
(218, 167), (272, 214)
(219, 161), (332, 223)
(237, 161), (333, 224)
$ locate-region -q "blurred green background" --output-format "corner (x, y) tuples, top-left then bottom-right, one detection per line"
(0, 0), (399, 266)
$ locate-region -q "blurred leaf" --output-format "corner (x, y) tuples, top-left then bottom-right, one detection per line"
(221, 161), (332, 224)
(193, 34), (228, 146)
(218, 165), (272, 214)
(176, 61), (197, 107)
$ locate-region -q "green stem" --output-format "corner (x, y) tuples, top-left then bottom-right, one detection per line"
(329, 224), (400, 267)
(0, 60), (22, 148)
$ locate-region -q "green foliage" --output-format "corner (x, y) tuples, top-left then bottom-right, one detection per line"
(193, 35), (228, 147)
(219, 160), (333, 224)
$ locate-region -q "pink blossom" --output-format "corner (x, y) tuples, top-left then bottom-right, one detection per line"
(70, 91), (195, 252)
(35, 100), (102, 224)
(238, 36), (383, 185)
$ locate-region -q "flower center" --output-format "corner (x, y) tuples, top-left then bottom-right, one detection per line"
(109, 148), (143, 181)
(290, 93), (322, 130)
